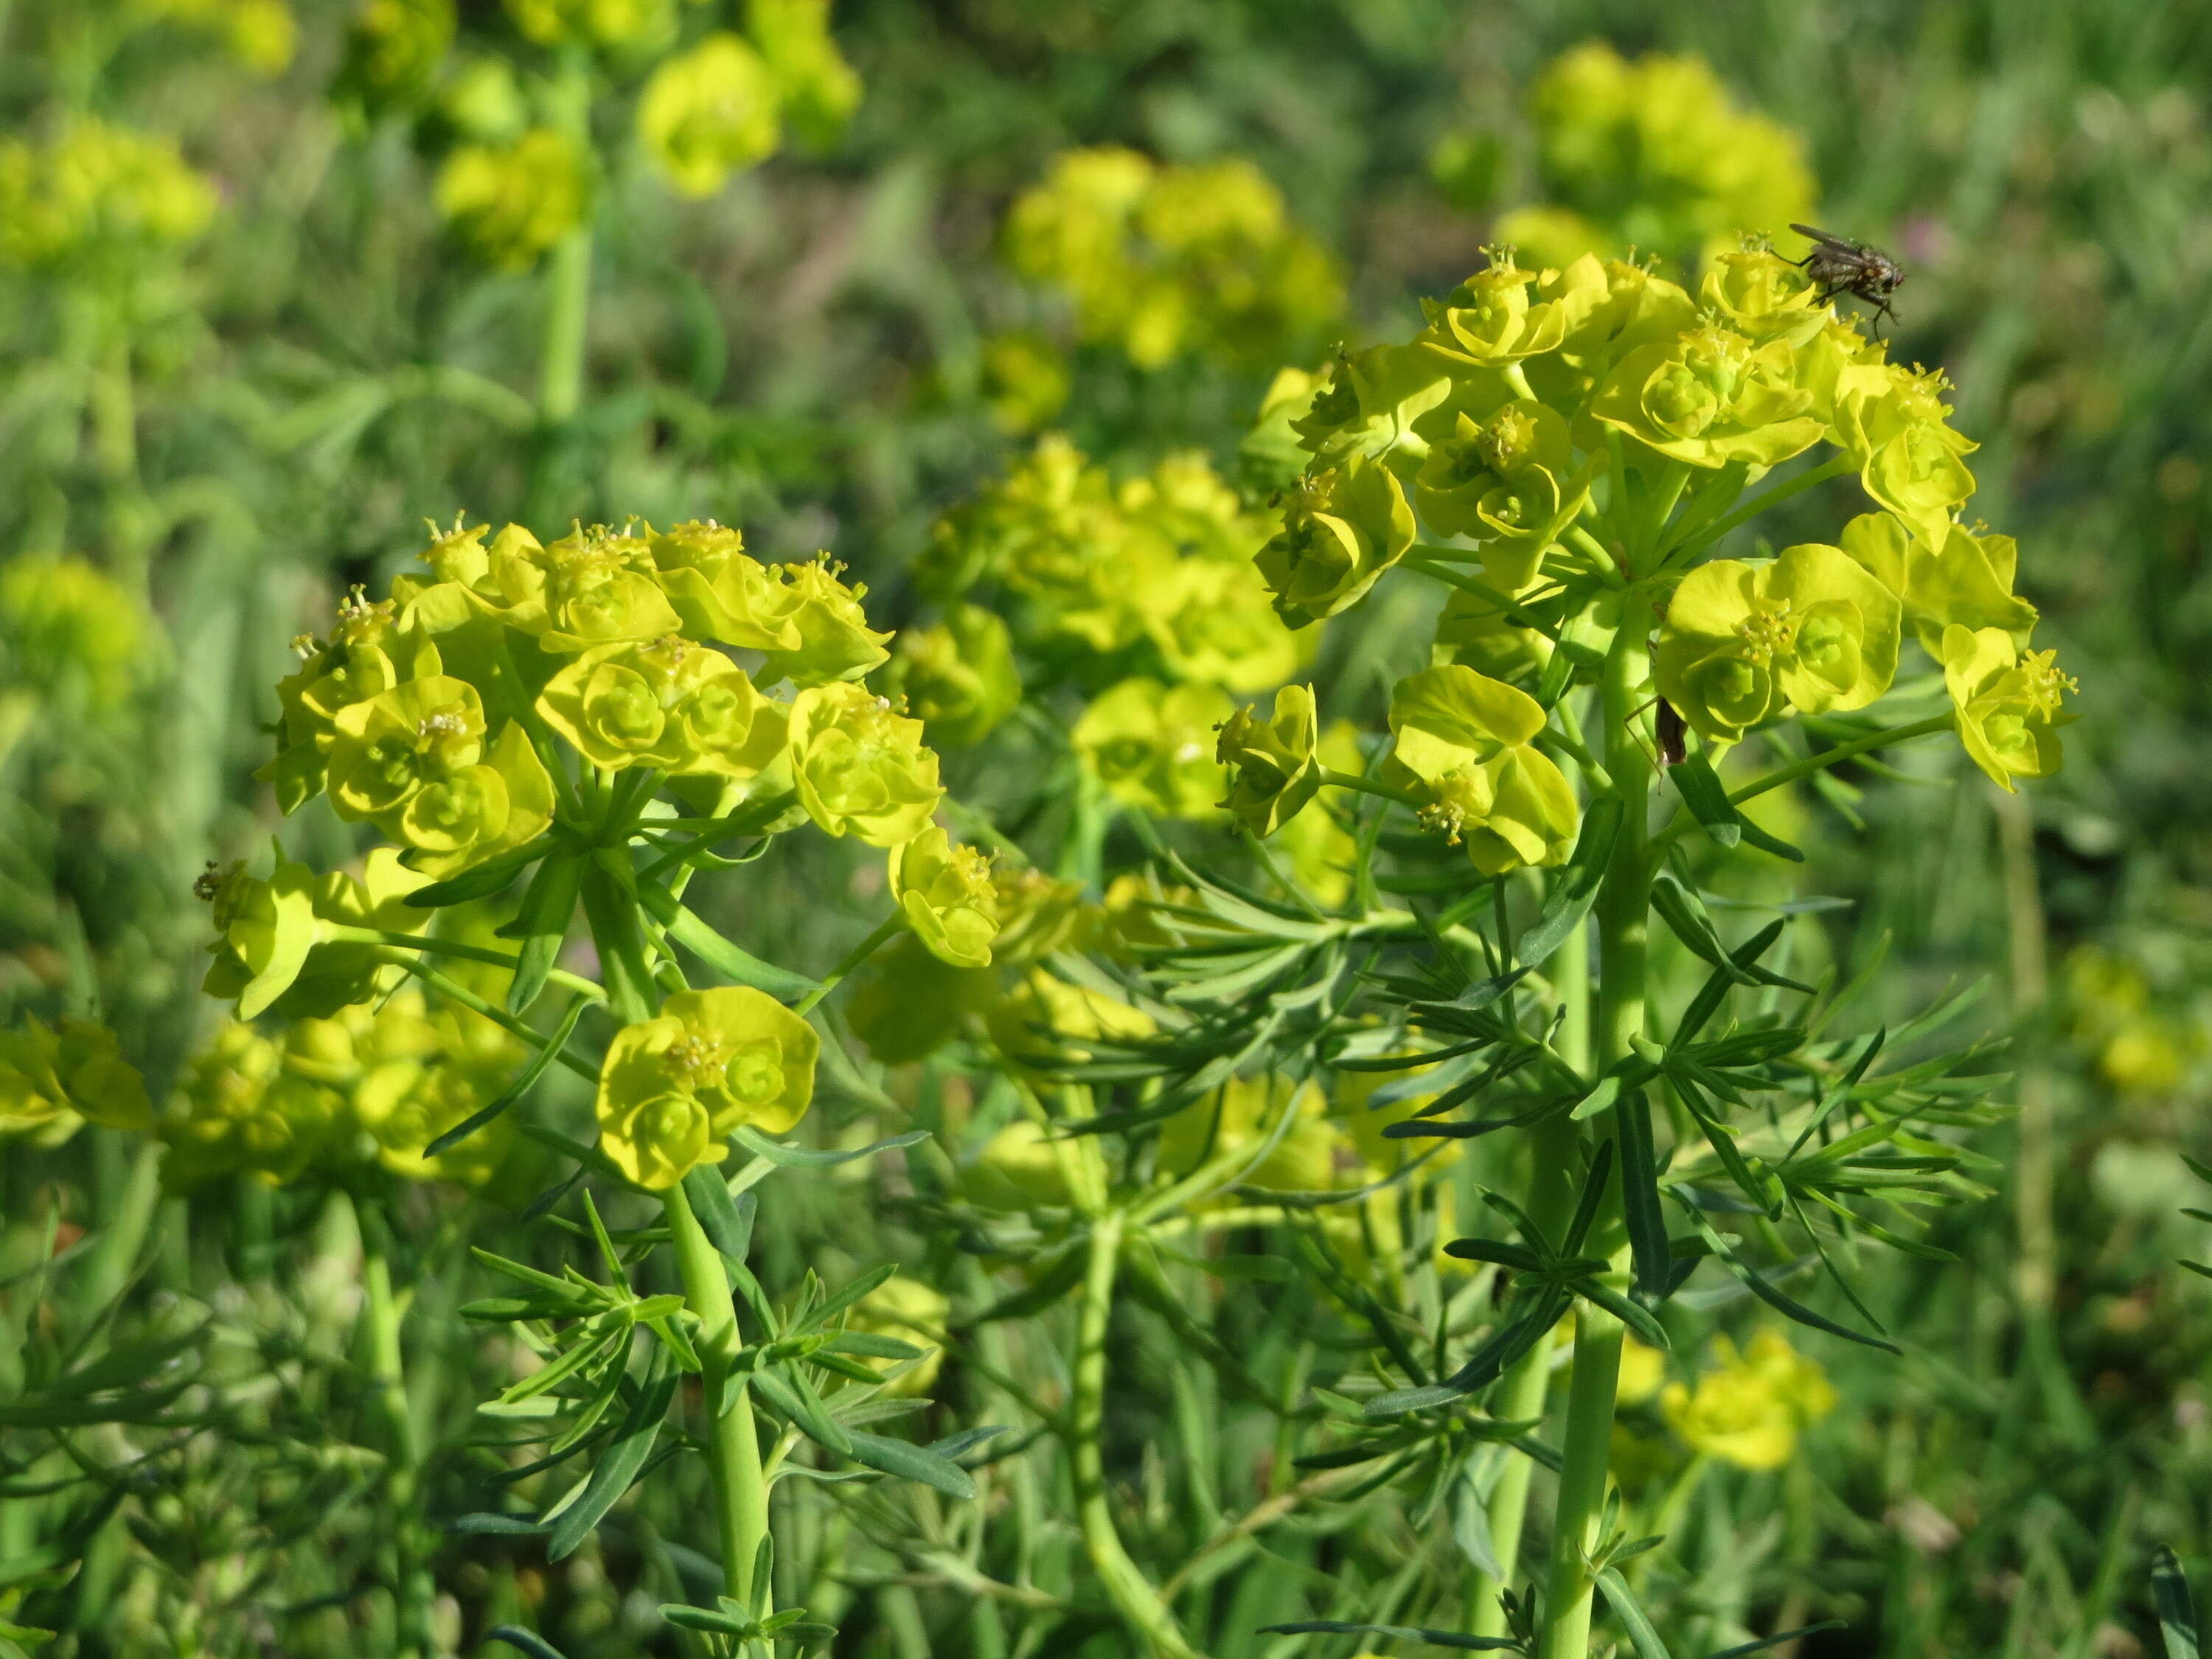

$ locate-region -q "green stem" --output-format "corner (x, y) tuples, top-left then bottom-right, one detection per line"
(1402, 553), (1568, 641)
(1536, 592), (1654, 1659)
(78, 1138), (163, 1314)
(333, 925), (605, 1001)
(1472, 804), (1595, 1636)
(386, 956), (599, 1082)
(1323, 769), (1427, 810)
(1073, 1210), (1207, 1659)
(359, 1196), (432, 1659)
(538, 51), (594, 427)
(88, 328), (150, 590)
(1725, 712), (1953, 808)
(664, 1180), (771, 1612)
(793, 912), (905, 1018)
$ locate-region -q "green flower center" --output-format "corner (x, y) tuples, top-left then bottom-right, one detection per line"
(1646, 366), (1719, 436)
(725, 1039), (785, 1105)
(1734, 600), (1796, 662)
(663, 1032), (728, 1086)
(583, 664), (665, 750)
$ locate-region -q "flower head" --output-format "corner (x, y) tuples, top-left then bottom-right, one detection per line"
(787, 682), (943, 846)
(638, 32), (782, 198)
(597, 987), (819, 1189)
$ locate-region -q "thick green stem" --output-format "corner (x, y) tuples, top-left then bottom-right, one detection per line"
(1537, 594), (1654, 1659)
(664, 1180), (771, 1611)
(360, 1197), (432, 1659)
(1073, 1211), (1207, 1659)
(1470, 906), (1591, 1636)
(538, 50), (594, 428)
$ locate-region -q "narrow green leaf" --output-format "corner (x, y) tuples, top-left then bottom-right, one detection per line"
(2156, 1545), (2202, 1659)
(1703, 1624), (1848, 1659)
(646, 894), (821, 1001)
(1617, 1091), (1673, 1304)
(729, 1126), (930, 1169)
(1674, 1206), (1901, 1353)
(486, 1627), (571, 1659)
(1669, 749), (1741, 847)
(431, 995), (588, 1157)
(1517, 796), (1623, 968)
(1596, 1568), (1674, 1659)
(1256, 1621), (1517, 1651)
(546, 1366), (676, 1560)
(407, 835), (554, 908)
(751, 1367), (854, 1456)
(844, 1430), (980, 1500)
(682, 1165), (755, 1264)
(506, 854), (586, 1012)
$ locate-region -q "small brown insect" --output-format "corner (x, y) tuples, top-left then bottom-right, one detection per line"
(1789, 223), (1906, 335)
(1655, 698), (1686, 768)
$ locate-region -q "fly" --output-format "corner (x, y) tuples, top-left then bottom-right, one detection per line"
(1789, 223), (1906, 335)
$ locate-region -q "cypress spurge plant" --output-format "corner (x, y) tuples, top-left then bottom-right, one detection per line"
(192, 516), (1000, 1653)
(1026, 243), (2071, 1658)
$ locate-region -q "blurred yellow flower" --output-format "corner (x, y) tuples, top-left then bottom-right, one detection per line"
(0, 118), (218, 270)
(1003, 146), (1343, 370)
(1660, 1329), (1834, 1470)
(1483, 43), (1815, 271)
(0, 556), (154, 714)
(847, 1273), (950, 1396)
(435, 128), (591, 270)
(504, 0), (674, 51)
(637, 32), (782, 198)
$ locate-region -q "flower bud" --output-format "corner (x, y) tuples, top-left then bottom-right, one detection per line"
(1216, 683), (1323, 838)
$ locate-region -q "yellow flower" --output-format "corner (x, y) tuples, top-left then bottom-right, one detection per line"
(435, 129), (591, 271)
(0, 556), (154, 714)
(1071, 678), (1233, 821)
(0, 118), (218, 269)
(0, 1017), (152, 1143)
(890, 827), (998, 970)
(1660, 1330), (1834, 1470)
(637, 33), (782, 198)
(787, 681), (944, 846)
(596, 987), (820, 1189)
(1615, 1336), (1666, 1405)
(504, 0), (673, 50)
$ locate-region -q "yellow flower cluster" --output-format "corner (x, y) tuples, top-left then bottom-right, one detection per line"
(1488, 44), (1816, 271)
(632, 0), (860, 198)
(2065, 945), (2193, 1097)
(159, 978), (528, 1192)
(0, 117), (218, 271)
(136, 0), (298, 75)
(0, 1016), (153, 1147)
(1001, 147), (1343, 371)
(1660, 1329), (1836, 1470)
(1220, 244), (2070, 869)
(919, 437), (1320, 824)
(0, 555), (156, 716)
(435, 128), (593, 271)
(208, 514), (993, 1191)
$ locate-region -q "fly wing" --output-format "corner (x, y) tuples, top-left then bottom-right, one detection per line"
(1789, 223), (1860, 251)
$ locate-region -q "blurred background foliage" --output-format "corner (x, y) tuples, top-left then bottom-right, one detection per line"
(4, 0), (2212, 1653)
